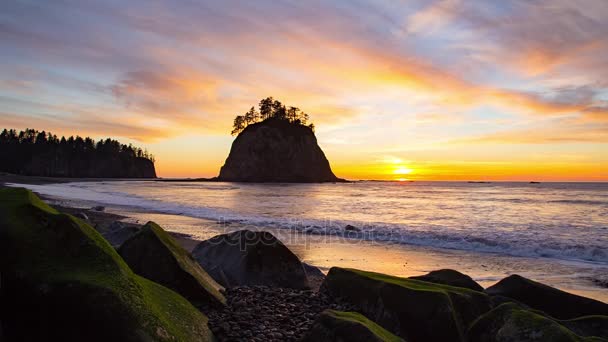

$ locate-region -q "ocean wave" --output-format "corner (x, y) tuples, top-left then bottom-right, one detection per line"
(8, 181), (608, 265)
(549, 199), (608, 206)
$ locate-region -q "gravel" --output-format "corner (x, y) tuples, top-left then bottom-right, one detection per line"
(206, 286), (356, 341)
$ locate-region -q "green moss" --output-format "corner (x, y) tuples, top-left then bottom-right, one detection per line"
(324, 310), (403, 342)
(140, 222), (226, 305)
(325, 267), (492, 341)
(344, 268), (481, 295)
(0, 188), (213, 341)
(469, 303), (604, 342)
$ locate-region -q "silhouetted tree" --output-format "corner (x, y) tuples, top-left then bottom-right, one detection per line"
(231, 115), (246, 135)
(229, 97), (316, 135)
(0, 128), (155, 177)
(244, 106), (258, 124)
(272, 100), (286, 120)
(259, 97), (274, 120)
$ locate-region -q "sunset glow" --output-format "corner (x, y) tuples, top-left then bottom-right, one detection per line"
(1, 1), (607, 181)
(394, 167), (413, 175)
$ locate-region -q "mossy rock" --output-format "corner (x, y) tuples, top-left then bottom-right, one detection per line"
(321, 267), (492, 341)
(409, 269), (484, 292)
(468, 303), (606, 342)
(119, 221), (226, 308)
(0, 188), (214, 341)
(559, 316), (608, 340)
(485, 275), (608, 319)
(302, 310), (405, 342)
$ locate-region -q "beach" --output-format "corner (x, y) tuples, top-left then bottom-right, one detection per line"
(4, 178), (606, 303)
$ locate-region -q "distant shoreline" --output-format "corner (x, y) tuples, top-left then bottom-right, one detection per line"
(2, 173), (606, 186)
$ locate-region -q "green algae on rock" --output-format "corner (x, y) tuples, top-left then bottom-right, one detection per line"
(486, 275), (608, 320)
(468, 303), (606, 342)
(302, 309), (405, 342)
(409, 268), (484, 292)
(119, 221), (226, 308)
(321, 267), (492, 341)
(0, 188), (214, 341)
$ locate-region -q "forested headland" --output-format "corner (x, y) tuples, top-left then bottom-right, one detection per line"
(0, 128), (156, 178)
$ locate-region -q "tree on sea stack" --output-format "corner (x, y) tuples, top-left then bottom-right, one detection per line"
(231, 97), (313, 135)
(220, 97), (343, 183)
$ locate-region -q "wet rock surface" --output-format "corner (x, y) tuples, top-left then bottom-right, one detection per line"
(206, 286), (356, 341)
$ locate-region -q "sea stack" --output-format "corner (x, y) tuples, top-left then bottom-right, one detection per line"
(218, 117), (342, 183)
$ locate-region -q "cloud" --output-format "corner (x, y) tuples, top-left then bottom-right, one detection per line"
(404, 0), (461, 35)
(1, 0), (607, 157)
(459, 121), (608, 144)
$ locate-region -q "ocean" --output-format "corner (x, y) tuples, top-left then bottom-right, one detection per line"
(15, 180), (608, 264)
(10, 180), (608, 301)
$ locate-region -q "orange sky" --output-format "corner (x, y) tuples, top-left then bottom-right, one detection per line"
(1, 1), (607, 181)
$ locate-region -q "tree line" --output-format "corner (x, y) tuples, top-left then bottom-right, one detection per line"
(0, 128), (156, 178)
(231, 97), (315, 135)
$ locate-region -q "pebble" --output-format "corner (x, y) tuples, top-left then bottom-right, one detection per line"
(206, 285), (356, 341)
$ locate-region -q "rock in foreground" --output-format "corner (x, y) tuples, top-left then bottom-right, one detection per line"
(468, 303), (602, 342)
(193, 230), (310, 289)
(119, 221), (226, 308)
(409, 269), (484, 292)
(0, 188), (213, 341)
(321, 267), (492, 341)
(218, 118), (342, 182)
(302, 310), (404, 342)
(486, 275), (608, 319)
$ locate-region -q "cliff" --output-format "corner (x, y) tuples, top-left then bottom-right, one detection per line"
(218, 118), (342, 183)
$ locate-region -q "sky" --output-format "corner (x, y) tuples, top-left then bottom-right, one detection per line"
(1, 0), (607, 181)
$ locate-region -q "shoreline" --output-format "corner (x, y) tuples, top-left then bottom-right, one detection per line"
(1, 176), (606, 303)
(17, 183), (607, 303)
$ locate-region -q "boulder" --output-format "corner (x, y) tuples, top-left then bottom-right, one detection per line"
(345, 224), (361, 232)
(321, 267), (492, 341)
(217, 117), (343, 183)
(468, 303), (602, 342)
(0, 188), (214, 341)
(102, 222), (139, 248)
(485, 275), (608, 319)
(74, 212), (89, 221)
(92, 205), (105, 211)
(409, 269), (484, 292)
(192, 230), (310, 289)
(559, 315), (608, 340)
(118, 222), (226, 308)
(302, 310), (405, 342)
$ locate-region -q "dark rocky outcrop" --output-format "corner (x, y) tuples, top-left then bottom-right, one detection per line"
(409, 269), (484, 292)
(218, 118), (342, 183)
(485, 275), (608, 319)
(302, 310), (404, 342)
(0, 188), (213, 341)
(467, 303), (604, 342)
(320, 267), (492, 341)
(118, 221), (226, 308)
(192, 230), (310, 289)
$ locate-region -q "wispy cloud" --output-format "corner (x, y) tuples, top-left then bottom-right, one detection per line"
(0, 0), (607, 179)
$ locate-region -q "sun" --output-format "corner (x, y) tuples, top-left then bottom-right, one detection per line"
(393, 166), (413, 175)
